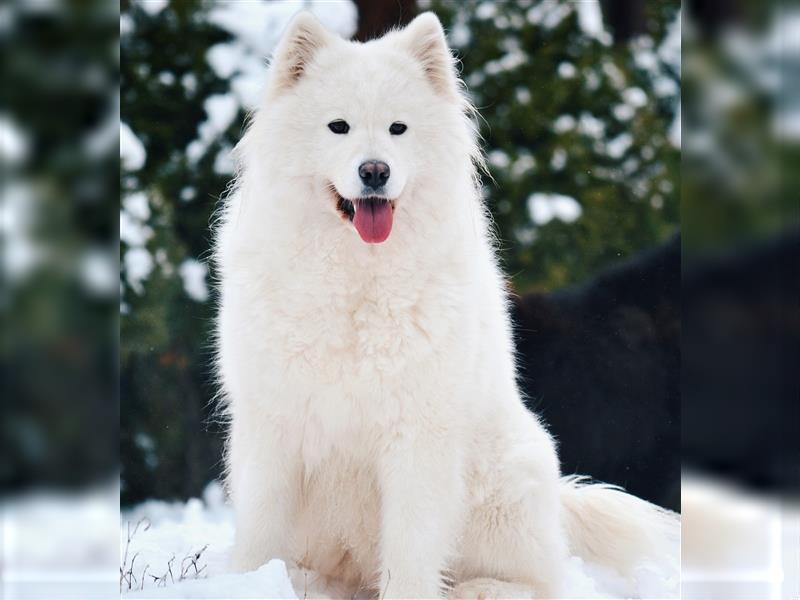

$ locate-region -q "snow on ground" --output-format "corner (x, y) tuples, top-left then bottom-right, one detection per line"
(122, 481), (678, 599)
(2, 482), (119, 599)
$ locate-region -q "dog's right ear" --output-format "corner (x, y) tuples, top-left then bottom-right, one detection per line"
(269, 12), (331, 94)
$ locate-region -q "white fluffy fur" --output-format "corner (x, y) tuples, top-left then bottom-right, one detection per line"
(215, 12), (677, 599)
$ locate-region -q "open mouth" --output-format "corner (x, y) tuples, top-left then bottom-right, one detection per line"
(334, 192), (396, 244)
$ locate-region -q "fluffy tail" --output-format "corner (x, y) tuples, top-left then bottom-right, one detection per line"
(560, 476), (680, 574)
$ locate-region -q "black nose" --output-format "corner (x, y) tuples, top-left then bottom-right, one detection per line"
(358, 160), (390, 190)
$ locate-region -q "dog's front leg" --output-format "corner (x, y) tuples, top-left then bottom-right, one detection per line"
(228, 422), (299, 573)
(377, 430), (464, 599)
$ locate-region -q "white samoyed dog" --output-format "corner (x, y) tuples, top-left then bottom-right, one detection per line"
(215, 12), (677, 599)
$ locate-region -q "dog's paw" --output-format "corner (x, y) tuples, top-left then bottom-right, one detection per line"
(450, 578), (535, 600)
(288, 565), (367, 600)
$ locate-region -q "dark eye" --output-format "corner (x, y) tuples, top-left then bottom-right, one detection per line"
(328, 120), (349, 134)
(389, 122), (407, 135)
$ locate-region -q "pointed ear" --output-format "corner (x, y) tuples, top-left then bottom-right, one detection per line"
(269, 12), (332, 93)
(395, 12), (459, 100)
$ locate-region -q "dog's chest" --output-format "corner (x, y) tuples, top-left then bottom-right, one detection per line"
(260, 262), (470, 463)
(269, 262), (465, 384)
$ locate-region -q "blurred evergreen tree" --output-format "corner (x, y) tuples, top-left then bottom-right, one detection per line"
(429, 0), (680, 290)
(120, 0), (241, 504)
(2, 0), (118, 491)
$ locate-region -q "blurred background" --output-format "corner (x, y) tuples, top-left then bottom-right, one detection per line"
(1, 0), (798, 598)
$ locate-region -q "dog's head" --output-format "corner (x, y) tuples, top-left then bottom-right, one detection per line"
(251, 12), (476, 245)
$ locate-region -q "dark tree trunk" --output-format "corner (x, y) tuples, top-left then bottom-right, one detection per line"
(353, 0), (417, 42)
(599, 0), (647, 44)
(687, 0), (746, 37)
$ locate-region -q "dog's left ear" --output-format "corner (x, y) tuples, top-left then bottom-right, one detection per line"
(269, 12), (332, 94)
(396, 13), (459, 101)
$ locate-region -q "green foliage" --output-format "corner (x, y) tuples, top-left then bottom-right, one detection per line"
(431, 0), (679, 290)
(2, 0), (118, 490)
(120, 2), (240, 503)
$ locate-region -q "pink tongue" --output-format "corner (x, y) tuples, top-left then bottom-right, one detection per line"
(353, 201), (393, 243)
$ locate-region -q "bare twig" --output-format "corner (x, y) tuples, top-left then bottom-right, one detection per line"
(180, 545), (210, 581)
(167, 554), (176, 584)
(140, 565), (150, 591)
(127, 552), (140, 590)
(120, 518), (209, 593)
(120, 517), (150, 592)
(381, 570), (391, 600)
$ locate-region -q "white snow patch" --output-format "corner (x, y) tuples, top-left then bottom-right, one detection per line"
(120, 122), (146, 171)
(121, 484), (678, 598)
(487, 149), (511, 169)
(526, 2), (571, 29)
(467, 71), (486, 88)
(606, 133), (633, 158)
(511, 153), (536, 178)
(484, 38), (527, 75)
(205, 43), (244, 80)
(3, 482), (118, 599)
(622, 87), (648, 108)
(476, 2), (497, 20)
(124, 247), (154, 295)
(550, 147), (568, 171)
(515, 87), (532, 104)
(515, 226), (538, 245)
(120, 191), (154, 295)
(213, 146), (235, 175)
(448, 21), (471, 47)
(181, 73), (197, 95)
(629, 10), (680, 139)
(154, 247), (174, 278)
(654, 75), (679, 97)
(632, 37), (659, 73)
(120, 210), (153, 248)
(187, 94), (238, 164)
(180, 187), (196, 202)
(123, 191), (151, 221)
(578, 112), (606, 139)
(81, 248), (118, 296)
(769, 12), (800, 139)
(601, 60), (626, 90)
(1, 182), (42, 281)
(613, 103), (635, 122)
(1, 114), (30, 165)
(669, 104), (681, 148)
(120, 13), (134, 36)
(575, 0), (612, 45)
(87, 91), (122, 160)
(136, 0), (167, 16)
(584, 68), (601, 91)
(158, 71), (176, 86)
(553, 114), (576, 133)
(179, 258), (210, 303)
(659, 10), (681, 77)
(557, 61), (577, 79)
(127, 560), (297, 599)
(528, 193), (582, 225)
